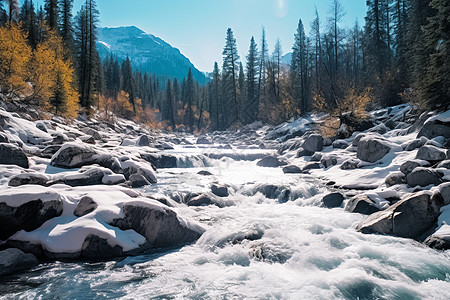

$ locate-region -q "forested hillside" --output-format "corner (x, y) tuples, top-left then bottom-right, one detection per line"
(0, 0), (448, 133)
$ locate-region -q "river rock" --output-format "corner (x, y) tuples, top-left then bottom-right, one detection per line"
(40, 145), (62, 158)
(345, 194), (380, 215)
(332, 140), (350, 149)
(438, 182), (450, 205)
(357, 191), (444, 239)
(50, 143), (98, 168)
(418, 119), (450, 139)
(385, 172), (406, 187)
(357, 135), (392, 163)
(404, 137), (428, 151)
(437, 160), (450, 169)
(322, 193), (344, 208)
(141, 153), (177, 169)
(73, 196), (98, 217)
(137, 135), (150, 146)
(86, 129), (102, 140)
(211, 183), (229, 197)
(0, 132), (9, 143)
(424, 235), (450, 250)
(302, 134), (323, 153)
(296, 147), (315, 157)
(197, 136), (212, 144)
(406, 167), (443, 187)
(352, 133), (365, 147)
(79, 135), (95, 145)
(282, 165), (302, 174)
(400, 160), (430, 175)
(302, 162), (321, 171)
(416, 145), (447, 162)
(36, 122), (48, 133)
(9, 173), (49, 187)
(0, 248), (38, 276)
(321, 155), (338, 168)
(57, 168), (105, 187)
(340, 158), (361, 170)
(129, 174), (151, 188)
(186, 193), (215, 206)
(310, 153), (323, 162)
(197, 170), (213, 176)
(257, 156), (287, 168)
(0, 143), (29, 168)
(0, 195), (63, 240)
(112, 203), (204, 248)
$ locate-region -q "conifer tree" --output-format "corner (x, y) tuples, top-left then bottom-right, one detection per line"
(44, 0), (58, 30)
(210, 62), (221, 130)
(122, 56), (135, 112)
(7, 0), (20, 23)
(60, 0), (75, 57)
(246, 36), (259, 123)
(0, 1), (7, 25)
(50, 70), (68, 114)
(165, 78), (176, 129)
(329, 0), (345, 76)
(291, 19), (309, 114)
(420, 0), (450, 109)
(20, 0), (38, 48)
(272, 39), (282, 102)
(222, 28), (240, 126)
(185, 67), (195, 131)
(258, 27), (268, 105)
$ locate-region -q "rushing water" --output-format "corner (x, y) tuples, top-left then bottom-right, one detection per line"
(1, 145), (450, 300)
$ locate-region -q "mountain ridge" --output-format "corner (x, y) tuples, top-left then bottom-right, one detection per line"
(97, 26), (208, 85)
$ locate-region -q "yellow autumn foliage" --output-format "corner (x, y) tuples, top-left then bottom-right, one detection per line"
(0, 23), (32, 94)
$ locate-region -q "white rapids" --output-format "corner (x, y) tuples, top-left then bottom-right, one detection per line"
(1, 145), (450, 300)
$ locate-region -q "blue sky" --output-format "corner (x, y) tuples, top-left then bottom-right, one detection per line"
(31, 0), (367, 72)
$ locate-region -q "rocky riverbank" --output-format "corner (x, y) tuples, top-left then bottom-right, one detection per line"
(1, 99), (449, 276)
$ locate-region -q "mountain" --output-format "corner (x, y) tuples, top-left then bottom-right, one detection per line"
(97, 26), (208, 85)
(281, 52), (291, 66)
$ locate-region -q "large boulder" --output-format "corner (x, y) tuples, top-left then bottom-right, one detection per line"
(0, 248), (38, 276)
(400, 160), (430, 175)
(282, 165), (302, 174)
(141, 153), (177, 169)
(438, 182), (450, 205)
(196, 136), (212, 145)
(416, 145), (447, 162)
(321, 155), (338, 168)
(332, 140), (350, 149)
(50, 143), (98, 169)
(296, 147), (315, 157)
(424, 234), (450, 250)
(345, 194), (380, 215)
(112, 203), (204, 248)
(322, 193), (344, 208)
(356, 135), (392, 163)
(55, 168), (105, 187)
(340, 158), (361, 170)
(256, 156), (287, 168)
(137, 135), (150, 146)
(9, 173), (49, 187)
(404, 137), (428, 151)
(73, 196), (98, 217)
(302, 134), (323, 153)
(0, 191), (63, 240)
(128, 173), (151, 188)
(357, 191), (444, 239)
(406, 167), (443, 187)
(0, 143), (29, 168)
(418, 119), (450, 140)
(385, 172), (406, 187)
(0, 132), (10, 143)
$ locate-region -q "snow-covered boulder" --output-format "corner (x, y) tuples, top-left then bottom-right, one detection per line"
(141, 153), (177, 169)
(406, 167), (443, 187)
(385, 172), (406, 187)
(137, 134), (150, 146)
(357, 191), (444, 239)
(282, 165), (302, 174)
(332, 140), (350, 149)
(73, 196), (98, 217)
(321, 155), (338, 168)
(0, 132), (10, 143)
(296, 147), (315, 157)
(340, 158), (361, 170)
(112, 201), (205, 249)
(128, 173), (151, 188)
(356, 135), (394, 163)
(0, 143), (29, 168)
(416, 145), (447, 162)
(404, 136), (428, 151)
(9, 173), (49, 187)
(256, 156), (287, 168)
(0, 188), (63, 240)
(50, 143), (98, 168)
(0, 248), (38, 276)
(417, 110), (450, 139)
(437, 160), (450, 169)
(345, 194), (380, 215)
(400, 159), (430, 175)
(196, 136), (212, 145)
(302, 134), (323, 153)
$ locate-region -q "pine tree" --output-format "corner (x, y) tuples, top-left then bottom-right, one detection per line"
(19, 0), (38, 48)
(222, 28), (240, 127)
(258, 27), (268, 106)
(420, 0), (450, 109)
(165, 78), (176, 129)
(210, 62), (222, 130)
(291, 19), (309, 114)
(0, 1), (7, 25)
(59, 0), (75, 57)
(44, 0), (58, 30)
(122, 56), (135, 112)
(272, 39), (282, 102)
(329, 0), (345, 76)
(245, 36), (259, 123)
(50, 70), (68, 114)
(186, 67), (195, 131)
(310, 7), (322, 93)
(75, 0), (100, 113)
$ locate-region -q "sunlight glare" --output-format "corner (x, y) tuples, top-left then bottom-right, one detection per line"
(274, 0), (288, 18)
